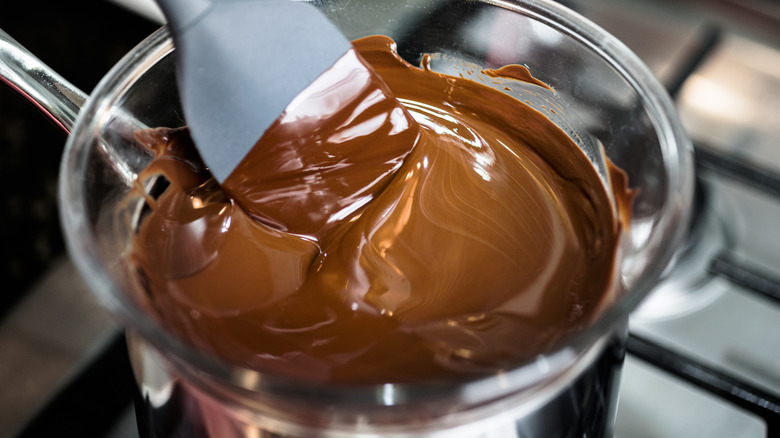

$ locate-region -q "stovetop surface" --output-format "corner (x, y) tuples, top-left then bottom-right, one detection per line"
(1, 1), (780, 437)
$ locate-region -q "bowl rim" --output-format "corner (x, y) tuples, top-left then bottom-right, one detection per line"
(58, 0), (693, 416)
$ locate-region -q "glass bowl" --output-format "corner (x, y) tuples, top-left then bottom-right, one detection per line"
(58, 0), (693, 436)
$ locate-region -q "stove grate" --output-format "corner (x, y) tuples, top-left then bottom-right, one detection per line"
(627, 334), (780, 437)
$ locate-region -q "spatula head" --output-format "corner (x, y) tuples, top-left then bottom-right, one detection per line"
(159, 0), (352, 182)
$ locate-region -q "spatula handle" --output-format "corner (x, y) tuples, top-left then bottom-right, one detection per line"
(155, 0), (211, 32)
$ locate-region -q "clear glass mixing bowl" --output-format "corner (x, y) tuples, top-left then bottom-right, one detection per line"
(54, 0), (693, 436)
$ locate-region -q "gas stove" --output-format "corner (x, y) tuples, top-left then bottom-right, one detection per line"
(574, 1), (780, 436)
(1, 0), (779, 437)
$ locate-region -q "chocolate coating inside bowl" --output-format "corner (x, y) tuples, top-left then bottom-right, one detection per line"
(127, 35), (631, 384)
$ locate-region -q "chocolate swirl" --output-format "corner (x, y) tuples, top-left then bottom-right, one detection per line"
(127, 35), (629, 384)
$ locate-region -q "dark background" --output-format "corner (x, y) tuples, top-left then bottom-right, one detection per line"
(0, 1), (158, 320)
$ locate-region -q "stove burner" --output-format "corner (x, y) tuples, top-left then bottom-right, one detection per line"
(632, 176), (737, 321)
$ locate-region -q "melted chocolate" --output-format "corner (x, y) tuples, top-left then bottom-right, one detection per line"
(222, 48), (420, 240)
(128, 35), (630, 384)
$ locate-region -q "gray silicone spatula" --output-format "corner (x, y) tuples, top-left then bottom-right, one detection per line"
(155, 0), (419, 237)
(156, 0), (354, 183)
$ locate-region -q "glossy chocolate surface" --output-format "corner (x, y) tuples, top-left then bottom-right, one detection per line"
(128, 36), (629, 384)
